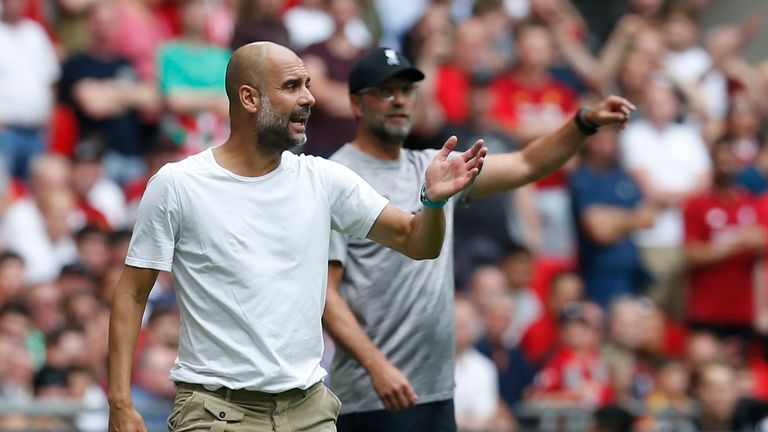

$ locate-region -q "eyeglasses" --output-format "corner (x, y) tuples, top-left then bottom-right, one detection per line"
(358, 83), (419, 102)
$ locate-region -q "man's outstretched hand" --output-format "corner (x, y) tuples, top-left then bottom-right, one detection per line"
(424, 137), (486, 202)
(583, 96), (637, 130)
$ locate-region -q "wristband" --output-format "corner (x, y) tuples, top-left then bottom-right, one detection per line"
(574, 108), (599, 136)
(420, 184), (448, 209)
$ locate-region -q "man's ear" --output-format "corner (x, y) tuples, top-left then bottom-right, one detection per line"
(240, 85), (260, 114)
(349, 94), (362, 119)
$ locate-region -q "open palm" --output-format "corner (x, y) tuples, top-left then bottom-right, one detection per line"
(424, 137), (486, 202)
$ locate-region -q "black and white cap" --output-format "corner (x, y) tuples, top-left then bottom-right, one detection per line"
(348, 48), (425, 94)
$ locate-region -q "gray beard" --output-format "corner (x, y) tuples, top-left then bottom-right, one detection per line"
(255, 96), (307, 155)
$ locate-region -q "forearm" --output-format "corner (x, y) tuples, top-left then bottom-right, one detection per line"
(108, 278), (152, 405)
(166, 91), (227, 115)
(403, 206), (445, 260)
(685, 243), (733, 268)
(323, 283), (388, 371)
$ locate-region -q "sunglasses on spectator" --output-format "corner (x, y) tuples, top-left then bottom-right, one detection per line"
(357, 83), (419, 102)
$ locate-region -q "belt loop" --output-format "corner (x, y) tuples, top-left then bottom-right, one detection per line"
(225, 388), (232, 401)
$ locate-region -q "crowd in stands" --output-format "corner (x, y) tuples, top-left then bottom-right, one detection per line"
(0, 0), (767, 430)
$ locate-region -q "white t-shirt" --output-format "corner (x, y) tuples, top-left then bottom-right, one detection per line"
(0, 198), (78, 284)
(126, 149), (388, 392)
(0, 19), (60, 126)
(454, 348), (499, 422)
(620, 119), (711, 247)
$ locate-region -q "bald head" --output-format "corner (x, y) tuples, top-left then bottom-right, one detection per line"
(225, 42), (301, 108)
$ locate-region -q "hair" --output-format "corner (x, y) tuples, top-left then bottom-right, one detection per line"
(500, 242), (531, 261)
(0, 301), (30, 318)
(75, 225), (108, 245)
(0, 250), (24, 267)
(591, 405), (635, 432)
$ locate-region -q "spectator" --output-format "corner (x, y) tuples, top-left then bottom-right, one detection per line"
(435, 10), (506, 126)
(229, 0), (289, 50)
(300, 0), (367, 158)
(491, 21), (579, 258)
(57, 262), (99, 298)
(620, 77), (711, 319)
(131, 345), (177, 431)
(662, 7), (711, 87)
(588, 405), (636, 432)
(693, 361), (768, 431)
(498, 243), (543, 346)
(0, 333), (34, 400)
(530, 301), (612, 407)
(0, 0), (60, 181)
(570, 128), (655, 308)
(520, 271), (584, 365)
(466, 265), (509, 311)
(600, 296), (654, 403)
(44, 327), (90, 370)
(454, 297), (513, 432)
(476, 293), (536, 411)
(0, 252), (25, 305)
(0, 301), (45, 370)
(283, 0), (372, 51)
(69, 139), (128, 230)
(25, 283), (65, 336)
(112, 0), (172, 82)
(724, 97), (765, 168)
(73, 225), (111, 278)
(58, 0), (160, 186)
(645, 358), (695, 430)
(444, 74), (536, 283)
(684, 140), (765, 341)
(158, 0), (231, 153)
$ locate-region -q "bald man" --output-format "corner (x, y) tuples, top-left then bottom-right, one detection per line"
(107, 42), (486, 432)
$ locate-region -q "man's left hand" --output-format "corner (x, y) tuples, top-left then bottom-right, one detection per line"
(584, 96), (637, 130)
(424, 137), (487, 202)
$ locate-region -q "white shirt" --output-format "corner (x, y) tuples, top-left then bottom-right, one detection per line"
(0, 198), (78, 284)
(454, 348), (499, 422)
(665, 47), (711, 84)
(126, 149), (388, 392)
(0, 19), (60, 126)
(620, 119), (711, 247)
(283, 7), (371, 50)
(87, 177), (128, 229)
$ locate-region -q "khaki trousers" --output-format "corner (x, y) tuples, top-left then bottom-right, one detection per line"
(640, 245), (686, 319)
(168, 381), (341, 432)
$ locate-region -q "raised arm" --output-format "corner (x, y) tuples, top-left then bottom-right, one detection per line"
(367, 137), (486, 259)
(469, 96), (635, 199)
(108, 265), (159, 432)
(323, 262), (418, 410)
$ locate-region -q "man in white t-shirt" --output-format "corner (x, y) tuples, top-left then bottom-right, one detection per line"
(620, 78), (711, 318)
(0, 0), (60, 180)
(107, 42), (486, 432)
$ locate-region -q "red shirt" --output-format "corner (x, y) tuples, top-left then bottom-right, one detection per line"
(490, 74), (577, 188)
(520, 314), (558, 364)
(684, 189), (760, 326)
(435, 65), (470, 125)
(490, 73), (577, 133)
(533, 347), (613, 406)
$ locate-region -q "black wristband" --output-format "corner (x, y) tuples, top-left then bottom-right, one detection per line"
(574, 108), (599, 136)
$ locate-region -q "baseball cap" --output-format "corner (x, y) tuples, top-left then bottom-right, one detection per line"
(348, 47), (425, 94)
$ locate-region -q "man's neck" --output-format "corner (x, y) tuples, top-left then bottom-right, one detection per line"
(213, 134), (283, 177)
(351, 129), (402, 161)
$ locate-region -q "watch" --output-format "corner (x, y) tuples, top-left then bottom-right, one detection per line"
(420, 184), (448, 209)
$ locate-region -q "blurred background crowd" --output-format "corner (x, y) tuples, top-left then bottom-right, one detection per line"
(0, 0), (768, 430)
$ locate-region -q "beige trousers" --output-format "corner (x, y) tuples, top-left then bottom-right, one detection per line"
(640, 245), (686, 319)
(167, 381), (341, 432)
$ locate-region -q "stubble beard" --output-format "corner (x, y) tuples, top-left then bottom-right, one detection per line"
(255, 96), (308, 155)
(362, 107), (411, 147)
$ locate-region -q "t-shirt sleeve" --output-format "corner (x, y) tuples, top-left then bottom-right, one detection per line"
(328, 230), (349, 265)
(125, 165), (180, 271)
(320, 159), (389, 239)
